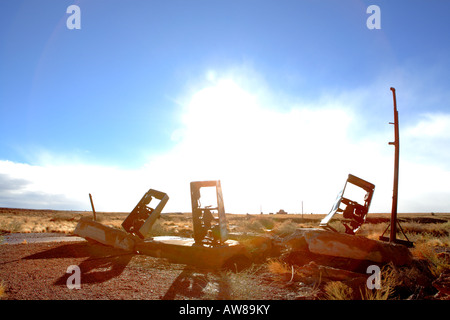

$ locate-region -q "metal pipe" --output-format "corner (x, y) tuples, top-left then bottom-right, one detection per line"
(89, 193), (97, 221)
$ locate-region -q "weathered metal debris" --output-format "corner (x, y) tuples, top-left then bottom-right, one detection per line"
(134, 236), (249, 269)
(73, 182), (252, 270)
(121, 189), (169, 239)
(74, 172), (412, 272)
(283, 228), (412, 266)
(75, 188), (169, 251)
(190, 180), (228, 245)
(74, 217), (136, 251)
(320, 174), (375, 235)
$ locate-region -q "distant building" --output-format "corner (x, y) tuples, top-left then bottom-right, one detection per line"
(276, 209), (287, 214)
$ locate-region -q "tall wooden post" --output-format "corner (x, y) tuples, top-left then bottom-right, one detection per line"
(388, 87), (399, 242)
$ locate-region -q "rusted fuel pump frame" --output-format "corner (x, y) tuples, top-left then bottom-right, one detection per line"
(320, 174), (375, 235)
(122, 189), (169, 239)
(190, 180), (228, 245)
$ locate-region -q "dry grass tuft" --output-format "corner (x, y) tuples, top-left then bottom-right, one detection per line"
(216, 265), (269, 300)
(323, 265), (397, 300)
(323, 281), (353, 300)
(411, 242), (450, 276)
(360, 266), (396, 300)
(272, 220), (298, 236)
(267, 259), (292, 274)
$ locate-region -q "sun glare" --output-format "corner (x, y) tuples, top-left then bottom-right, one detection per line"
(168, 75), (359, 214)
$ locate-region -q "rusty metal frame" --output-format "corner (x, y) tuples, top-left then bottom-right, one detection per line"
(320, 174), (375, 235)
(190, 180), (228, 245)
(121, 189), (169, 239)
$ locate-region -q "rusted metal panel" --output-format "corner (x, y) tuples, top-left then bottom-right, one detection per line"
(121, 189), (169, 239)
(74, 217), (136, 251)
(320, 174), (375, 235)
(284, 228), (412, 266)
(135, 236), (249, 269)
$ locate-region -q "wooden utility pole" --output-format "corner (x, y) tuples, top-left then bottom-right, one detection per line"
(388, 87), (399, 242)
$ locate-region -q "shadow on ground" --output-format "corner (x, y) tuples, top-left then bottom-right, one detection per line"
(22, 241), (235, 299)
(24, 242), (134, 286)
(162, 266), (234, 300)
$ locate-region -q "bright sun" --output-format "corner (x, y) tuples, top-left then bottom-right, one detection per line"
(169, 75), (358, 214)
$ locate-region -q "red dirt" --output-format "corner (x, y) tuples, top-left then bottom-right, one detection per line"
(0, 241), (177, 299)
(0, 241), (292, 300)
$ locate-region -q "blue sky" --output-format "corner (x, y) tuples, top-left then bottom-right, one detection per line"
(1, 0), (450, 214)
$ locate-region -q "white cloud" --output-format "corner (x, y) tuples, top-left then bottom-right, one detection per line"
(405, 113), (450, 139)
(0, 159), (145, 211)
(402, 113), (450, 170)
